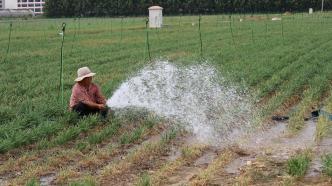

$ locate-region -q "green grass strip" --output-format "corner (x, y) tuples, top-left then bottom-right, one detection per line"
(87, 119), (121, 145)
(322, 154), (332, 177)
(287, 151), (311, 177)
(119, 116), (158, 145)
(37, 115), (99, 149)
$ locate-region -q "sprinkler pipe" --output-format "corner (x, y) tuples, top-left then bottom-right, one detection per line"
(3, 22), (13, 63)
(145, 18), (151, 62)
(59, 23), (66, 106)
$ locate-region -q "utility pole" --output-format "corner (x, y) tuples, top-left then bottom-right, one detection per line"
(321, 0), (324, 12)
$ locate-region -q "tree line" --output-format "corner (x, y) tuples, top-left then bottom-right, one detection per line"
(45, 0), (332, 17)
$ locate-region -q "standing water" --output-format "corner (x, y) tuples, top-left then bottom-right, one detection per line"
(107, 61), (255, 145)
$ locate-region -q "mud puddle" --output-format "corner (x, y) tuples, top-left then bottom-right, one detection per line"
(194, 151), (218, 167)
(167, 146), (182, 161)
(167, 166), (201, 186)
(165, 147), (221, 185)
(0, 178), (7, 186)
(224, 156), (256, 175)
(222, 120), (316, 178)
(306, 137), (332, 178)
(239, 120), (316, 157)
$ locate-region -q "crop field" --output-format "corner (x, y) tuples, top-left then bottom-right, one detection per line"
(1, 12), (332, 185)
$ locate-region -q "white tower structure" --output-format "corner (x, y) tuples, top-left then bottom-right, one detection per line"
(149, 6), (163, 28)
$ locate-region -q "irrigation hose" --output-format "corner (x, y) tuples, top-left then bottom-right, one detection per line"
(272, 110), (321, 122)
(3, 22), (13, 63)
(59, 22), (66, 106)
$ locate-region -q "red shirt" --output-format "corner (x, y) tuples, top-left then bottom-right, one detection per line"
(69, 83), (106, 109)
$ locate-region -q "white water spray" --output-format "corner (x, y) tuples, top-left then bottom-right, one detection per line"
(108, 61), (255, 145)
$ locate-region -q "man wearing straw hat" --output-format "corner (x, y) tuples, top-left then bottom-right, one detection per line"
(70, 67), (108, 118)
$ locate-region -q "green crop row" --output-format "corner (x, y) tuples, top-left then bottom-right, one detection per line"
(37, 115), (100, 149)
(0, 14), (331, 153)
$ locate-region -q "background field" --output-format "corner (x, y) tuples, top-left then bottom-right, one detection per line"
(0, 12), (332, 185)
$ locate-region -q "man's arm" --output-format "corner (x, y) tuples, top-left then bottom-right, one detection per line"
(94, 85), (107, 105)
(82, 100), (105, 110)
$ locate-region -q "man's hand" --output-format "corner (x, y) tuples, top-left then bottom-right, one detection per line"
(82, 100), (106, 110)
(97, 104), (106, 110)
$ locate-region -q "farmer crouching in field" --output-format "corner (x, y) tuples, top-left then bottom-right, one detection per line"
(70, 67), (109, 118)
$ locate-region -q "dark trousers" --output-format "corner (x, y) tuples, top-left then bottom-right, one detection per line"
(73, 102), (108, 118)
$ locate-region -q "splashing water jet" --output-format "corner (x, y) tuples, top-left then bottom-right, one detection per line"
(107, 61), (255, 145)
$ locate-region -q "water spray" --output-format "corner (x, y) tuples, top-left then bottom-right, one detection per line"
(59, 23), (66, 106)
(3, 22), (13, 63)
(107, 61), (255, 145)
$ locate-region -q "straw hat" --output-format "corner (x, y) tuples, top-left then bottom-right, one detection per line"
(75, 67), (96, 82)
